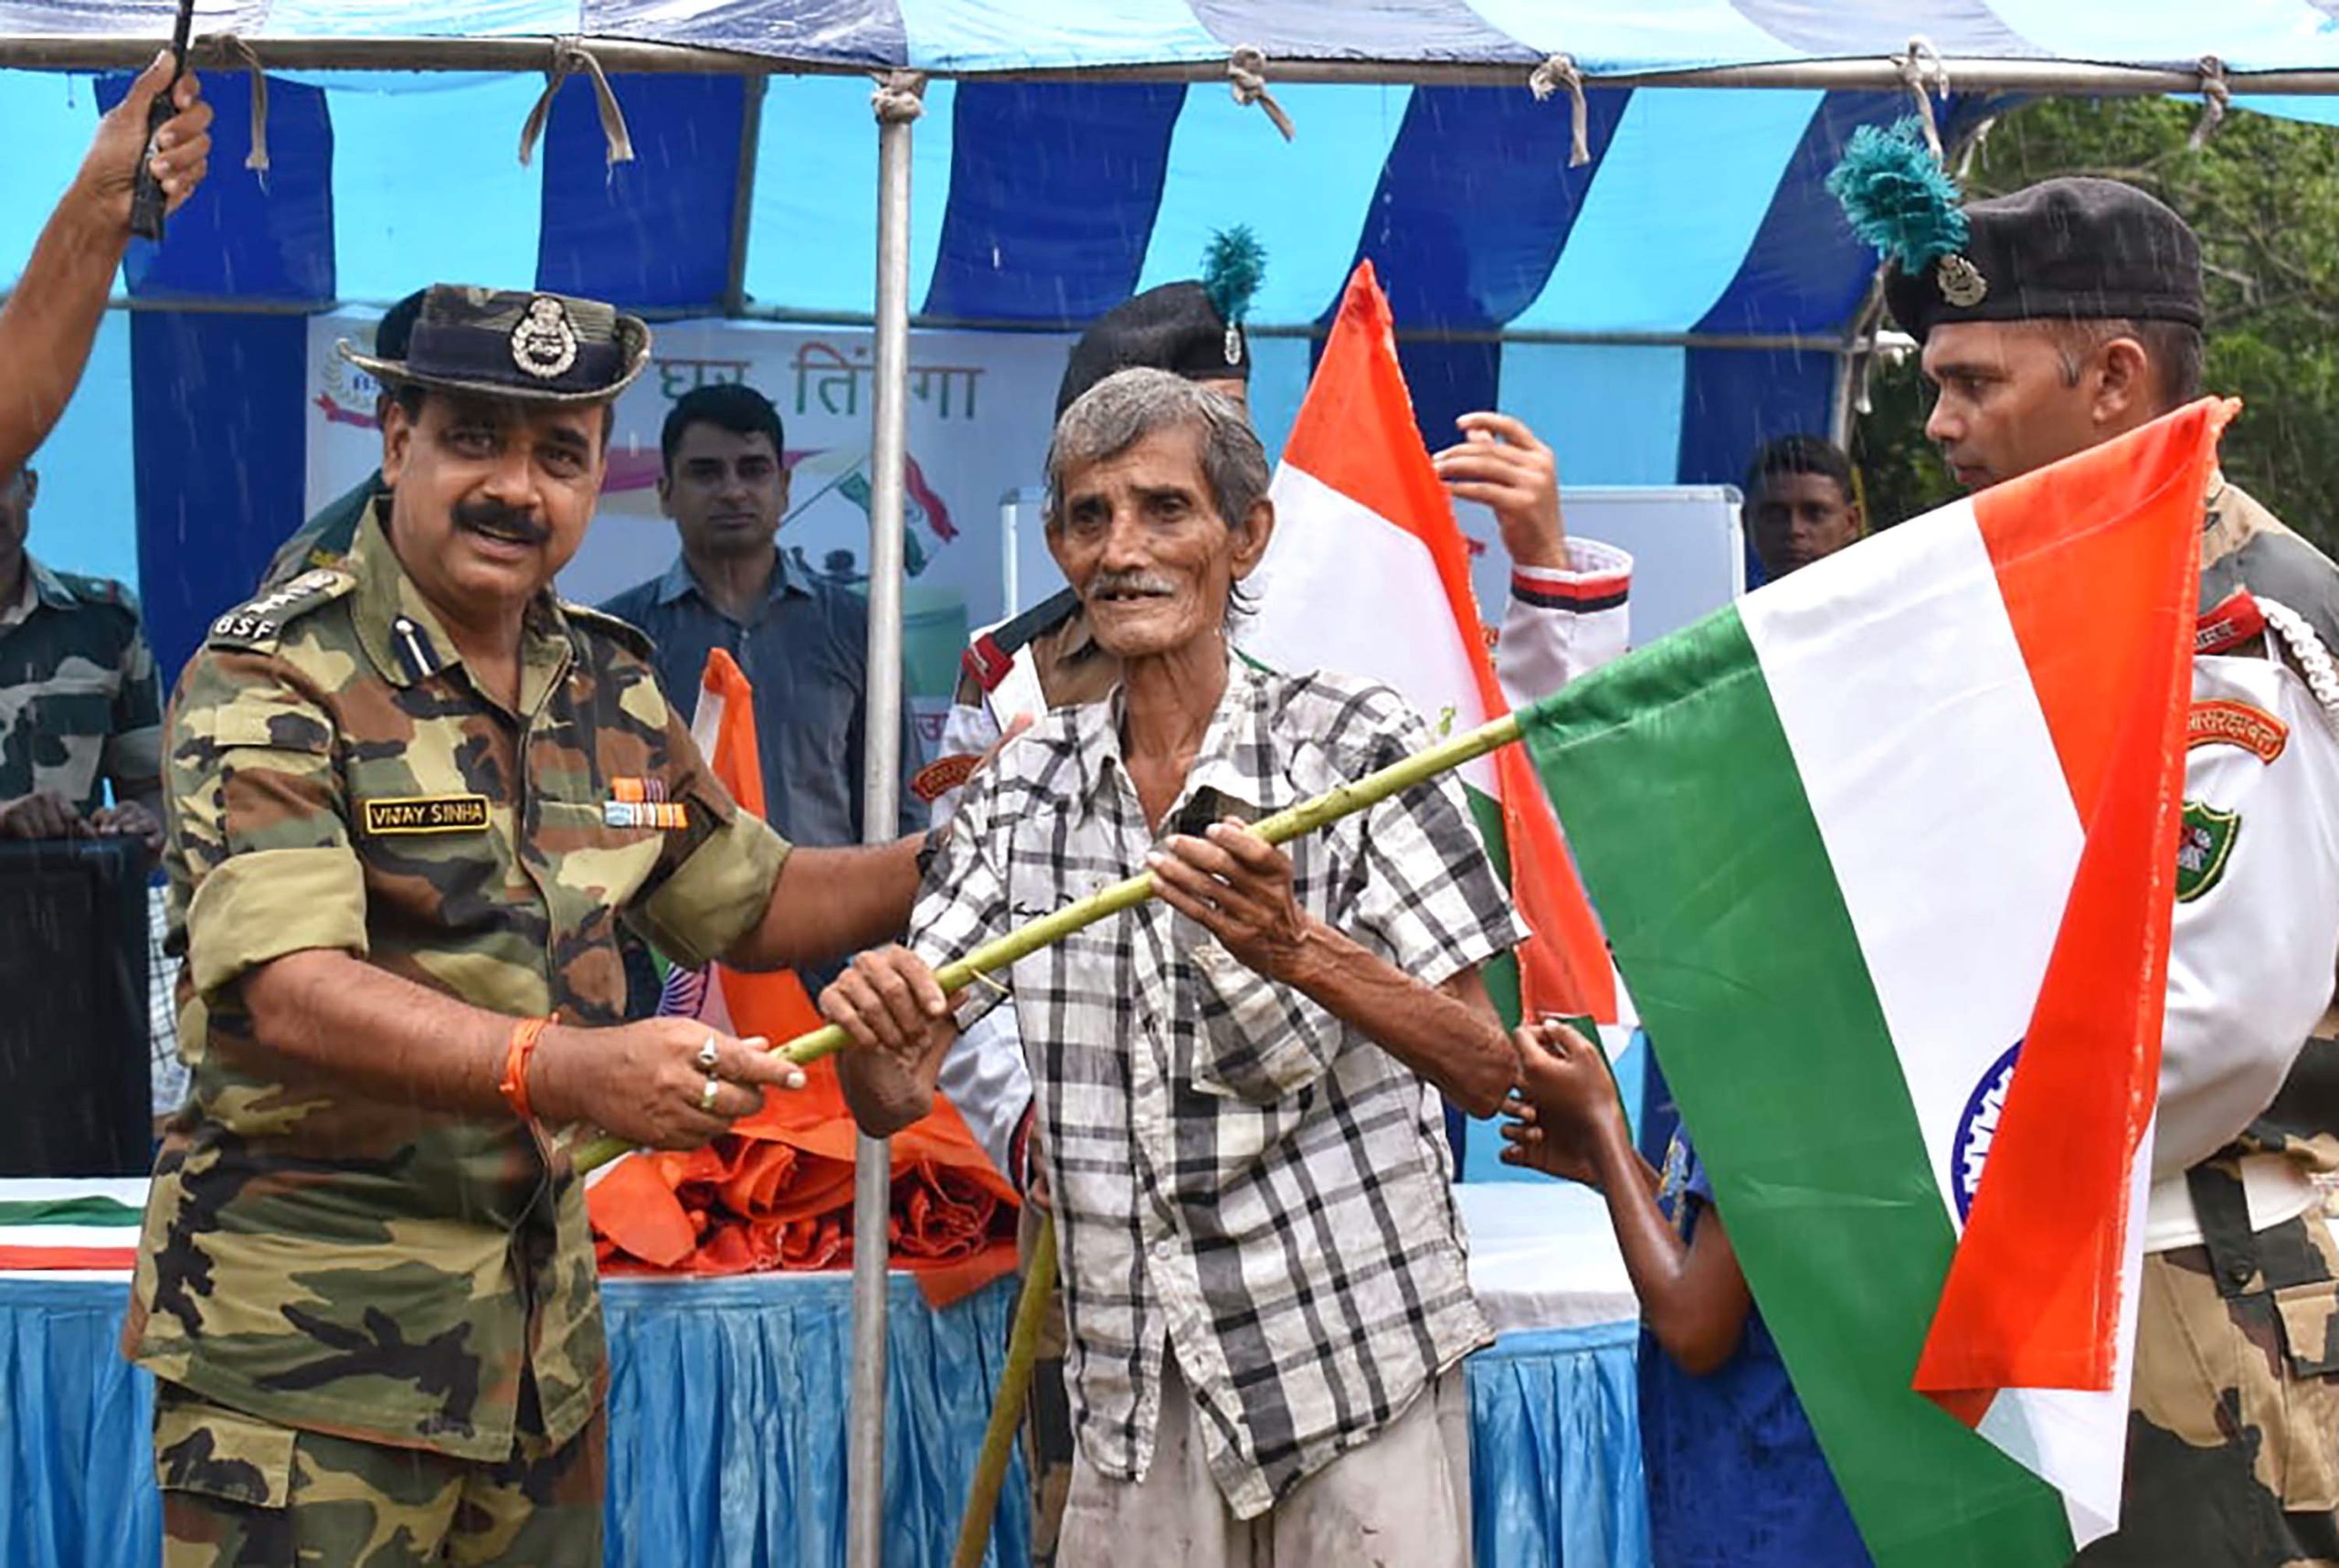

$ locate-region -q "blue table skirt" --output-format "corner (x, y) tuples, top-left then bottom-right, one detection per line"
(0, 1274), (1646, 1567)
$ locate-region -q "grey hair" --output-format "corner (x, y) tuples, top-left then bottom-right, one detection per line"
(1043, 366), (1271, 536)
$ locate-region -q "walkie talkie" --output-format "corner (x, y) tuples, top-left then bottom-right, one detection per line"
(127, 0), (198, 243)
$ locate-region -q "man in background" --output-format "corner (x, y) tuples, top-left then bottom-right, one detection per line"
(0, 466), (164, 855)
(601, 382), (922, 850)
(1741, 435), (1865, 580)
(0, 464), (174, 1146)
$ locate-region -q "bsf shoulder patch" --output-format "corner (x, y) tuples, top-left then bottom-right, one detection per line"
(207, 567), (356, 651)
(363, 794), (491, 835)
(911, 753), (979, 804)
(2188, 698), (2289, 764)
(2176, 800), (2241, 902)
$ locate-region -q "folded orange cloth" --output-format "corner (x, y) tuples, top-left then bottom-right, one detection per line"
(588, 1058), (1021, 1306)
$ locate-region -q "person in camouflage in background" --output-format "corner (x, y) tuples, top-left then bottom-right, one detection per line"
(129, 284), (941, 1566)
(1852, 170), (2339, 1563)
(0, 464), (165, 856)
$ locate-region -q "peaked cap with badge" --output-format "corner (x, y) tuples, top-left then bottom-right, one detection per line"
(340, 282), (652, 405)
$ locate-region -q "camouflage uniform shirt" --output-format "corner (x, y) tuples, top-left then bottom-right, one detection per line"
(0, 555), (164, 812)
(124, 510), (790, 1459)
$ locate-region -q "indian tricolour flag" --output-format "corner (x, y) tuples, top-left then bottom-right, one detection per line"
(1519, 399), (2229, 1563)
(1241, 261), (1616, 1022)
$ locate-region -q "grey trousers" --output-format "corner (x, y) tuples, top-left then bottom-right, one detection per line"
(1056, 1355), (1473, 1568)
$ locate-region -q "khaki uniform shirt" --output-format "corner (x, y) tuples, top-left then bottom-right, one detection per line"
(124, 512), (789, 1458)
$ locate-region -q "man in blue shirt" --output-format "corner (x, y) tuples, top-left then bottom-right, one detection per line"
(600, 382), (922, 850)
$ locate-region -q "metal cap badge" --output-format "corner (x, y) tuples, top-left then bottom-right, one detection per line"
(338, 284), (651, 405)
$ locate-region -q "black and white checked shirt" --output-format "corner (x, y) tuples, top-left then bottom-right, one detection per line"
(913, 657), (1525, 1516)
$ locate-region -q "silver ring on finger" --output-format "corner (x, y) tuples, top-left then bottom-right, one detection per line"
(694, 1033), (720, 1073)
(699, 1075), (722, 1113)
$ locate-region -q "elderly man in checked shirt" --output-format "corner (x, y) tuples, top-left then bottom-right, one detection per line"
(822, 366), (1529, 1566)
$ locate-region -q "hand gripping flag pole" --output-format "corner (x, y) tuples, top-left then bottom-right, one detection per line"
(571, 703), (1533, 1176)
(567, 703), (1540, 1563)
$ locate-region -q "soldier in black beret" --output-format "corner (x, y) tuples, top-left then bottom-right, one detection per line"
(1836, 145), (2339, 1567)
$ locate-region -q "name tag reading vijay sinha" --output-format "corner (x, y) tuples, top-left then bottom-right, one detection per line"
(363, 794), (492, 835)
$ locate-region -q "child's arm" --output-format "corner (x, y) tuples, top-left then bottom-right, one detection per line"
(1500, 1020), (1754, 1375)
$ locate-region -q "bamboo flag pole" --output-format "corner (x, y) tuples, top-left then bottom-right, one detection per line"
(950, 1213), (1059, 1568)
(573, 705), (1529, 1174)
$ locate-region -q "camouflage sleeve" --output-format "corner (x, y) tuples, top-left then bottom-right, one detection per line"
(171, 648), (369, 997)
(104, 620), (164, 787)
(630, 697), (792, 971)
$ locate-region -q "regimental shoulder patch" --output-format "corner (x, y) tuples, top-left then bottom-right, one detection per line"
(912, 753), (979, 804)
(2196, 588), (2268, 656)
(2176, 800), (2242, 903)
(363, 794), (491, 835)
(2188, 698), (2289, 764)
(206, 567), (357, 652)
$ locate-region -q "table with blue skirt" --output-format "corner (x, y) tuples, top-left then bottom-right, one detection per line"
(0, 1183), (1648, 1567)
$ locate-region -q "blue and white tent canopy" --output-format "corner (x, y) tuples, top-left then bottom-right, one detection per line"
(3, 2), (2334, 673)
(12, 2), (2339, 76)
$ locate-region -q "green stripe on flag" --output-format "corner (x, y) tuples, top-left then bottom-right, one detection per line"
(0, 1196), (144, 1227)
(1521, 610), (2072, 1567)
(1463, 784), (1523, 1028)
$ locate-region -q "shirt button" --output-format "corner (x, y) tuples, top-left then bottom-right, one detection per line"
(1151, 1237), (1174, 1262)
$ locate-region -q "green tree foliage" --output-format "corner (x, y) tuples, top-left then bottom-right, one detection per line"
(1851, 96), (2339, 555)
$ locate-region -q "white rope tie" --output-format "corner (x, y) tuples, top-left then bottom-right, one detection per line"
(2259, 597), (2339, 728)
(208, 34), (270, 185)
(1228, 47), (1297, 142)
(1528, 53), (1593, 168)
(2190, 56), (2231, 151)
(872, 69), (927, 125)
(1893, 37), (1951, 159)
(519, 39), (636, 171)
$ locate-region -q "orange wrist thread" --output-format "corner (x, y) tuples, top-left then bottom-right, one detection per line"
(500, 1015), (556, 1121)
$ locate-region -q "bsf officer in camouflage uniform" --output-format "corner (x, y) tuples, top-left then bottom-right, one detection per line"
(0, 465), (165, 853)
(1878, 176), (2339, 1564)
(129, 284), (937, 1566)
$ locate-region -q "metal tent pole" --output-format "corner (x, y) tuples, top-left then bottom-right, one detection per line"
(847, 66), (926, 1568)
(8, 34), (2339, 98)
